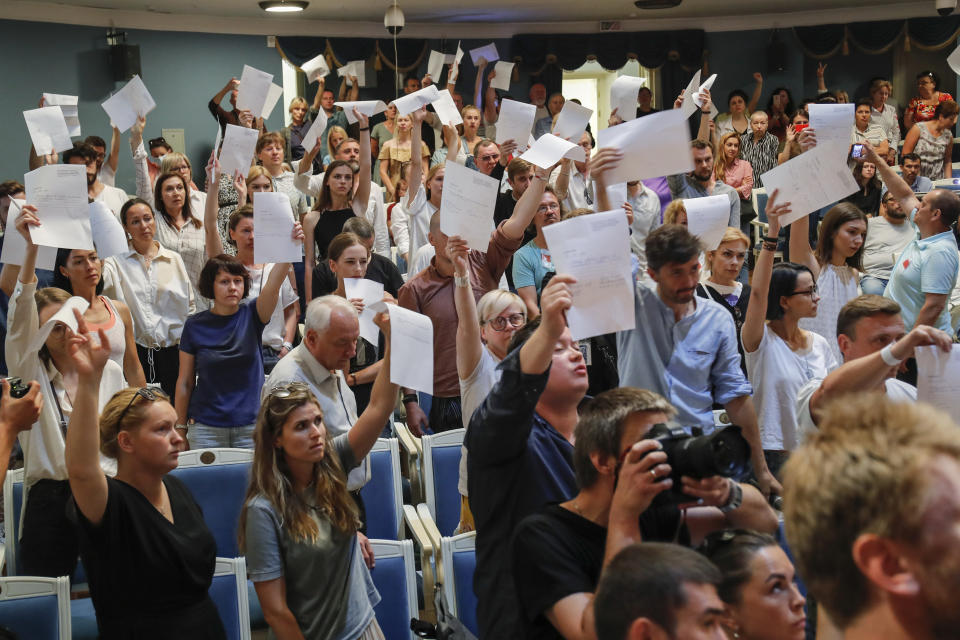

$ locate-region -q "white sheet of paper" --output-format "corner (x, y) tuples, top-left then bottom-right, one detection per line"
(916, 345), (960, 421)
(427, 50), (447, 82)
(759, 143), (859, 226)
(431, 90), (463, 126)
(490, 61), (514, 91)
(454, 41), (464, 66)
(261, 83), (284, 120)
(693, 73), (718, 108)
(214, 121), (223, 154)
(684, 195), (731, 250)
(680, 70), (702, 119)
(101, 75), (156, 133)
(253, 192), (302, 264)
(218, 124), (259, 179)
(469, 43), (499, 65)
(605, 182), (629, 209)
(337, 60), (366, 87)
(519, 133), (586, 169)
(89, 201), (129, 258)
(299, 109), (328, 155)
(0, 199), (57, 269)
(23, 106), (73, 155)
(237, 64), (274, 116)
(439, 162), (498, 251)
(596, 109), (694, 184)
(392, 85), (440, 116)
(553, 101), (594, 141)
(344, 278), (385, 344)
(42, 93), (80, 137)
(369, 301), (434, 393)
(24, 165), (93, 251)
(335, 101), (387, 125)
(28, 295), (90, 354)
(542, 210), (635, 340)
(949, 45), (960, 76)
(808, 103), (855, 148)
(496, 99), (537, 151)
(610, 76), (647, 122)
(302, 53), (330, 83)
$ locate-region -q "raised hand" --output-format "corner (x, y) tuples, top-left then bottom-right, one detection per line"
(538, 274), (576, 341)
(354, 108), (369, 131)
(764, 188), (792, 238)
(205, 150), (220, 184)
(753, 71), (763, 83)
(14, 204), (41, 244)
(233, 169), (247, 206)
(67, 308), (111, 378)
(445, 235), (470, 275)
(608, 107), (624, 127)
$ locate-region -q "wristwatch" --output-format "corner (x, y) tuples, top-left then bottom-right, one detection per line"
(718, 480), (743, 513)
(454, 274), (470, 288)
(282, 341), (294, 351)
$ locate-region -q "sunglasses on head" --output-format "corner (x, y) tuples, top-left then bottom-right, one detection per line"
(116, 387), (163, 425)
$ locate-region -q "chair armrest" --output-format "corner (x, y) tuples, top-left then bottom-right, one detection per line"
(416, 503), (445, 584)
(396, 422), (424, 504)
(404, 504), (438, 622)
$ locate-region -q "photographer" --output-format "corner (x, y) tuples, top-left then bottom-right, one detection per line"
(511, 388), (776, 640)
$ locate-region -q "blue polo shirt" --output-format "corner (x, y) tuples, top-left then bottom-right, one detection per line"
(884, 214), (959, 332)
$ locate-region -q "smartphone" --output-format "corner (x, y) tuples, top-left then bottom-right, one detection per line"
(851, 143), (865, 158)
(794, 123), (809, 133)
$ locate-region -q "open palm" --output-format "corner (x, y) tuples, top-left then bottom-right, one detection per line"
(67, 309), (111, 377)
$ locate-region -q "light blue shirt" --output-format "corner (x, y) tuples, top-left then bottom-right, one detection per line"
(666, 174), (741, 228)
(617, 284), (752, 431)
(881, 174), (933, 196)
(884, 211), (958, 332)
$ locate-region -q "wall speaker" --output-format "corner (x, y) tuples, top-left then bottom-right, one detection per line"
(109, 44), (141, 81)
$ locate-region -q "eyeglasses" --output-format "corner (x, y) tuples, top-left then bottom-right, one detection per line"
(787, 285), (818, 297)
(537, 203), (561, 213)
(478, 153), (500, 163)
(116, 387), (162, 426)
(268, 382), (311, 399)
(485, 313), (525, 331)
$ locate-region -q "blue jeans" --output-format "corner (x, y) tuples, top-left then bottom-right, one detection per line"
(188, 423), (255, 449)
(859, 275), (888, 296)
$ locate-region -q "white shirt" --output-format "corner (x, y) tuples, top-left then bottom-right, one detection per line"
(745, 325), (837, 450)
(795, 376), (916, 442)
(6, 280), (125, 493)
(549, 166), (594, 212)
(98, 163), (116, 187)
(293, 172), (391, 258)
(402, 184), (438, 268)
(102, 243), (196, 348)
(263, 344), (370, 490)
(247, 263), (298, 350)
(862, 216), (915, 281)
(628, 184), (663, 272)
(95, 184), (129, 218)
(458, 348), (501, 496)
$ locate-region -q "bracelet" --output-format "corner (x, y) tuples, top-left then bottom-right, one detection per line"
(359, 127), (370, 131)
(880, 343), (904, 367)
(282, 341), (294, 351)
(454, 274), (470, 288)
(402, 393), (419, 405)
(764, 235), (779, 243)
(761, 242), (777, 252)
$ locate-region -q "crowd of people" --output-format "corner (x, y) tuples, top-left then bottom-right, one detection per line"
(0, 51), (958, 640)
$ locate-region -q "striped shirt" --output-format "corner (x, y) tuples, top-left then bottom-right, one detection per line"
(739, 132), (779, 188)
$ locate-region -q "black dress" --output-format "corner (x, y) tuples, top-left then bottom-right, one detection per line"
(314, 208), (357, 262)
(69, 476), (226, 640)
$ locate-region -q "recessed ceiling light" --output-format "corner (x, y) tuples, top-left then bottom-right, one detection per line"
(259, 0), (308, 12)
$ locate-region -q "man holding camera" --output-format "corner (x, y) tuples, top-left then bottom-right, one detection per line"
(512, 388), (777, 640)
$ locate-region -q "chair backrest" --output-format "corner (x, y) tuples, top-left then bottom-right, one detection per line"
(422, 429), (465, 537)
(932, 178), (960, 191)
(441, 532), (477, 637)
(359, 439), (403, 540)
(209, 557), (251, 640)
(2, 470), (23, 576)
(0, 576), (71, 640)
(369, 539), (418, 640)
(752, 188), (768, 223)
(170, 448), (253, 558)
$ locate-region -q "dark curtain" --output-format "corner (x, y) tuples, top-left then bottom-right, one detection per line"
(794, 16), (960, 57)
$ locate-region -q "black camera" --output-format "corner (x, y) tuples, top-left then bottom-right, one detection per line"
(2, 378), (31, 402)
(646, 423), (751, 503)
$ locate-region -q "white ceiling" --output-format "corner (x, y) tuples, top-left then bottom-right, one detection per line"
(3, 0), (944, 37)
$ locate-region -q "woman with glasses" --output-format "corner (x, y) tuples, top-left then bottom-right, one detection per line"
(63, 317), (227, 639)
(239, 318), (398, 640)
(3, 205), (127, 580)
(512, 184), (564, 319)
(905, 70), (954, 131)
(447, 234), (526, 533)
(698, 529), (807, 640)
(742, 190), (837, 478)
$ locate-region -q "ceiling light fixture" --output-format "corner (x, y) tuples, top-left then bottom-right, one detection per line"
(259, 0), (309, 12)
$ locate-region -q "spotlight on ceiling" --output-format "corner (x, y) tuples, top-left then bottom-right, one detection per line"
(385, 2), (405, 35)
(259, 0), (309, 12)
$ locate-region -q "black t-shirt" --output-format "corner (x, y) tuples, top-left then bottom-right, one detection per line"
(69, 476), (226, 640)
(313, 208), (356, 262)
(512, 502), (689, 640)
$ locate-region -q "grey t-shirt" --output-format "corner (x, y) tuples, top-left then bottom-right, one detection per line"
(245, 434), (380, 640)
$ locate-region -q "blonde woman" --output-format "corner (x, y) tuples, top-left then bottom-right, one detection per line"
(714, 132), (754, 223)
(239, 315), (398, 640)
(377, 114), (429, 200)
(323, 125), (348, 169)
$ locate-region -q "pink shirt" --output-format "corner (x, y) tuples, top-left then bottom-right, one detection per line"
(719, 158), (754, 201)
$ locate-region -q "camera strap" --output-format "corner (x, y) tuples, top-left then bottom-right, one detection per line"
(51, 385), (68, 438)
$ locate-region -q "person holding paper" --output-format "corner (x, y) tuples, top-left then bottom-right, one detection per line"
(241, 334), (398, 640)
(788, 202), (867, 364)
(534, 93), (565, 140)
(280, 95), (321, 163)
(322, 126), (348, 169)
(764, 87), (794, 143)
(552, 132), (596, 212)
(255, 132), (309, 218)
(864, 141), (960, 335)
(714, 132), (755, 224)
(611, 223), (779, 497)
(860, 192), (915, 296)
(148, 170), (207, 301)
(466, 274), (587, 639)
(715, 74), (764, 138)
(209, 76), (243, 131)
(303, 110), (372, 302)
(130, 117), (206, 220)
(636, 86), (658, 118)
(5, 204), (127, 580)
(904, 70), (954, 131)
(51, 248), (146, 387)
(176, 221), (302, 449)
(64, 143), (129, 218)
(513, 182), (562, 318)
(371, 103), (397, 182)
(667, 140), (741, 231)
(103, 199), (195, 399)
(851, 97), (890, 160)
(449, 236), (527, 532)
(63, 316), (230, 639)
(741, 192), (838, 479)
(400, 109), (448, 266)
(378, 113), (430, 200)
(85, 129), (120, 188)
(901, 99), (958, 181)
(312, 217), (404, 301)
